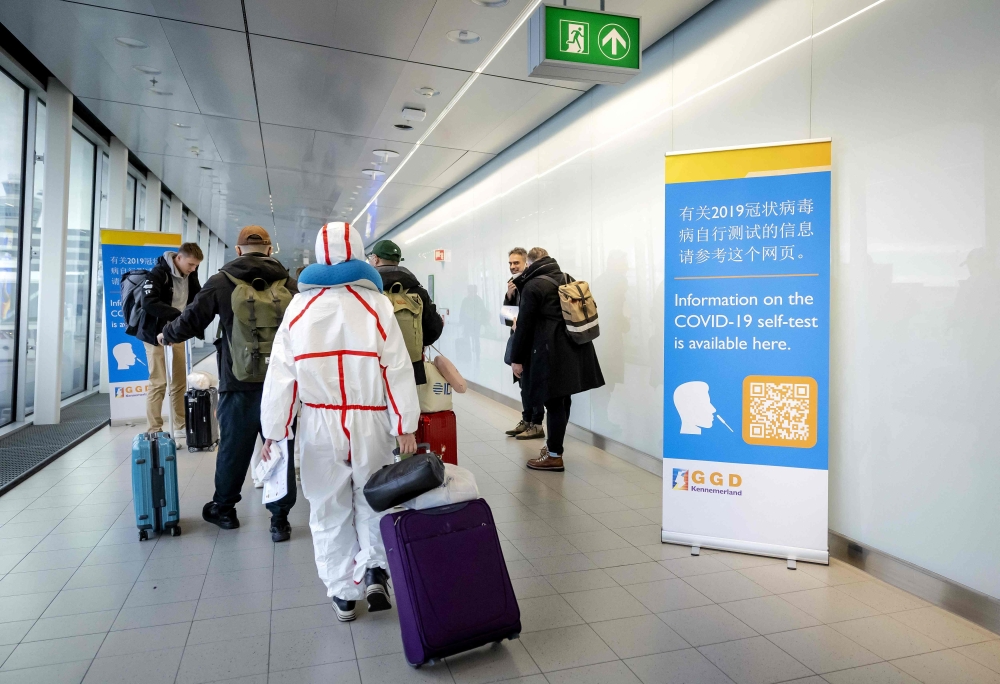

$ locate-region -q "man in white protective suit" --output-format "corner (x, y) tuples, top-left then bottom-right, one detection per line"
(259, 222), (420, 622)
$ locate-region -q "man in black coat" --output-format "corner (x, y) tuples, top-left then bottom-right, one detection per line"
(160, 226), (299, 542)
(503, 247), (545, 440)
(510, 248), (605, 471)
(138, 242), (202, 440)
(367, 239), (443, 385)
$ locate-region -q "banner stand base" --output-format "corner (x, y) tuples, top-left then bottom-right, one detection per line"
(662, 529), (828, 565)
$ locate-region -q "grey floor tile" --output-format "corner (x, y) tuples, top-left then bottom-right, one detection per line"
(83, 647), (184, 684)
(545, 515), (607, 536)
(545, 569), (618, 594)
(200, 568), (273, 599)
(562, 586), (651, 622)
(31, 532), (104, 553)
(124, 576), (205, 608)
(738, 565), (827, 594)
(350, 606), (404, 659)
(700, 637), (814, 683)
(830, 615), (945, 660)
(270, 604), (341, 634)
(510, 536), (580, 560)
(272, 584), (330, 611)
(821, 662), (922, 684)
(139, 553), (212, 581)
(956, 640), (1000, 674)
(194, 591), (272, 621)
(445, 640), (541, 684)
(767, 625), (881, 674)
(511, 576), (557, 599)
(64, 561), (144, 590)
(148, 536), (218, 561)
(517, 594), (585, 633)
(176, 634), (269, 684)
(545, 659), (642, 683)
(0, 622), (33, 647)
(0, 633), (105, 672)
(659, 555), (731, 578)
(0, 556), (25, 577)
(892, 649), (1000, 684)
(782, 588), (881, 624)
(111, 599), (198, 631)
(835, 582), (928, 614)
(625, 579), (714, 613)
(270, 562), (323, 591)
(796, 560), (870, 587)
(519, 624), (618, 672)
(0, 592), (58, 623)
(683, 571), (773, 604)
(561, 530), (632, 554)
(0, 568), (74, 597)
(188, 611), (270, 646)
(97, 621), (191, 657)
(359, 652), (455, 683)
(269, 660), (361, 684)
(208, 547), (274, 575)
(9, 549), (91, 574)
(269, 623), (355, 672)
(661, 605), (758, 647)
(893, 607), (998, 648)
(585, 547), (660, 569)
(624, 648), (734, 684)
(616, 525), (665, 547)
(22, 610), (118, 642)
(720, 596), (822, 635)
(0, 660), (91, 684)
(637, 544), (698, 562)
(496, 520), (560, 540)
(591, 614), (690, 659)
(82, 543), (154, 567)
(605, 562), (676, 586)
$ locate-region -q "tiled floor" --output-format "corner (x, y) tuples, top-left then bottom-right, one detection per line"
(0, 389), (998, 684)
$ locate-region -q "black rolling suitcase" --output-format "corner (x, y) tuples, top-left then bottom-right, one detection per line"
(185, 387), (219, 452)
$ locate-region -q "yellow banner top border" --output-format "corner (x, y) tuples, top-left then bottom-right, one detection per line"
(665, 138), (831, 185)
(101, 230), (182, 247)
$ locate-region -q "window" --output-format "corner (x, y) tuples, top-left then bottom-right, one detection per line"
(136, 181), (146, 230)
(124, 174), (135, 230)
(24, 101), (43, 414)
(160, 196), (169, 233)
(0, 69), (25, 426)
(62, 130), (95, 399)
(98, 151), (109, 229)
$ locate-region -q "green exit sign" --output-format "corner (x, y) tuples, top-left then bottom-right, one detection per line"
(528, 4), (641, 84)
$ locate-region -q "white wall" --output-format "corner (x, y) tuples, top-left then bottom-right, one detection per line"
(388, 0), (1000, 599)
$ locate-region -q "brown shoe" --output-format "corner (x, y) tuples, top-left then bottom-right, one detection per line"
(526, 447), (564, 472)
(505, 420), (530, 437)
(515, 423), (545, 440)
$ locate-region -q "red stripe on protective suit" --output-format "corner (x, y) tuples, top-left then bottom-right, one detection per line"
(303, 403), (387, 411)
(322, 225), (331, 264)
(283, 381), (298, 439)
(344, 223), (352, 261)
(381, 364), (403, 435)
(345, 285), (386, 340)
(338, 355), (351, 462)
(294, 350), (378, 362)
(290, 288), (328, 328)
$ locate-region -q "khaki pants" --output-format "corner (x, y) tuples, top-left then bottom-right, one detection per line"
(144, 342), (186, 432)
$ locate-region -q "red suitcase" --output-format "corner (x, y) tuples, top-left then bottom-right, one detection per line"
(416, 411), (457, 465)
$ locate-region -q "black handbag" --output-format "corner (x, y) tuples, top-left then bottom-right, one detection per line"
(504, 335), (515, 366)
(364, 451), (446, 512)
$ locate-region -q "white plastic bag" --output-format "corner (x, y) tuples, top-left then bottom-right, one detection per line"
(404, 464), (479, 510)
(187, 370), (218, 390)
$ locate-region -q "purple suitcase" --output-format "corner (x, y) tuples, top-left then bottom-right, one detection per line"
(380, 499), (521, 667)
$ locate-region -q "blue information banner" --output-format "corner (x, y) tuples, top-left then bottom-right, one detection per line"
(661, 140), (831, 562)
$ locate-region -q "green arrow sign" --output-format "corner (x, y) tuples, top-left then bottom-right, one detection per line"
(544, 5), (640, 71)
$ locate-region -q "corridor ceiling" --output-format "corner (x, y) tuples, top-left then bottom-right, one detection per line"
(0, 0), (711, 263)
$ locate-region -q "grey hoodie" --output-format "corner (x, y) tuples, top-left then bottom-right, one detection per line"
(163, 251), (190, 311)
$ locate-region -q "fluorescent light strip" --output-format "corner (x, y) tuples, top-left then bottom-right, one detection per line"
(352, 0), (545, 228)
(401, 0), (892, 245)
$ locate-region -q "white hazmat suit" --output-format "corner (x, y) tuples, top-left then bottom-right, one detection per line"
(261, 222), (419, 601)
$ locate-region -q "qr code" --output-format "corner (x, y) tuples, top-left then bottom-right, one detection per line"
(742, 376), (817, 448)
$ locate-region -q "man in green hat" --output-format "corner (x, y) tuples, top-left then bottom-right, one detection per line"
(367, 240), (443, 385)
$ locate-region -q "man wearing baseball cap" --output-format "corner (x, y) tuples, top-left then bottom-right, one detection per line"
(161, 225), (300, 542)
(367, 240), (443, 384)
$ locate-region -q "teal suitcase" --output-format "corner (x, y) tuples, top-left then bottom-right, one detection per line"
(131, 432), (181, 541)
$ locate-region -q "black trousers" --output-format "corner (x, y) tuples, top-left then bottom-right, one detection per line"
(520, 380), (545, 424)
(215, 388), (296, 518)
(544, 395), (572, 456)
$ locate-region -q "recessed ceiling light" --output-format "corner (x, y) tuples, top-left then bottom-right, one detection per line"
(415, 87), (439, 98)
(148, 88), (172, 96)
(373, 149), (400, 161)
(394, 124), (413, 131)
(173, 123), (190, 128)
(447, 30), (481, 44)
(362, 169), (385, 179)
(115, 37), (148, 49)
(133, 65), (161, 75)
(472, 0), (509, 6)
(355, 185), (362, 189)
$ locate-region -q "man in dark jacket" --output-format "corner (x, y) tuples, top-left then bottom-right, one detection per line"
(160, 226), (299, 542)
(503, 247), (545, 441)
(367, 239), (443, 385)
(139, 242), (202, 440)
(510, 248), (604, 471)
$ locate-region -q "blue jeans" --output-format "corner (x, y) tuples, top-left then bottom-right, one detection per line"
(214, 388), (296, 518)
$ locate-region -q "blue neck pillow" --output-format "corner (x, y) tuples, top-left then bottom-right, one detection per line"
(298, 260), (383, 292)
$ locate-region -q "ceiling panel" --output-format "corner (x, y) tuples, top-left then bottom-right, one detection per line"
(424, 74), (543, 151)
(407, 0), (533, 72)
(244, 0), (436, 61)
(251, 35), (405, 136)
(204, 116), (266, 166)
(69, 0), (244, 30)
(428, 150), (495, 189)
(391, 145), (467, 187)
(472, 86), (585, 154)
(366, 61), (472, 144)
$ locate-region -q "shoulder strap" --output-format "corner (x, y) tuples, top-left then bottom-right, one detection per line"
(222, 271), (243, 287)
(388, 282), (404, 294)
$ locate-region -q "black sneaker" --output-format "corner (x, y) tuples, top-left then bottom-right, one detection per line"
(365, 567), (392, 612)
(270, 517), (291, 543)
(332, 596), (357, 622)
(202, 502), (239, 530)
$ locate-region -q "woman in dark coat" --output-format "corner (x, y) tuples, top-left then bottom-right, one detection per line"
(510, 251), (604, 471)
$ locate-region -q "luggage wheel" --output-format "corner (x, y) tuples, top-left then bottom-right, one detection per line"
(189, 446), (197, 452)
(139, 529), (149, 541)
(169, 525), (182, 537)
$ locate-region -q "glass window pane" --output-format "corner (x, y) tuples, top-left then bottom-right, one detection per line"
(160, 197), (169, 232)
(124, 174), (135, 230)
(25, 101), (43, 414)
(99, 152), (109, 229)
(137, 182), (146, 230)
(62, 130), (94, 399)
(0, 71), (25, 426)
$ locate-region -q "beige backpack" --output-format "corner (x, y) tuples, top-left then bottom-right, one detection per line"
(540, 274), (600, 344)
(384, 282), (424, 362)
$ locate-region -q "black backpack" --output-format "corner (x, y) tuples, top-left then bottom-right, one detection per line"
(120, 269), (150, 336)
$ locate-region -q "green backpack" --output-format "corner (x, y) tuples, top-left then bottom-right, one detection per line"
(223, 272), (294, 382)
(384, 282), (424, 363)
